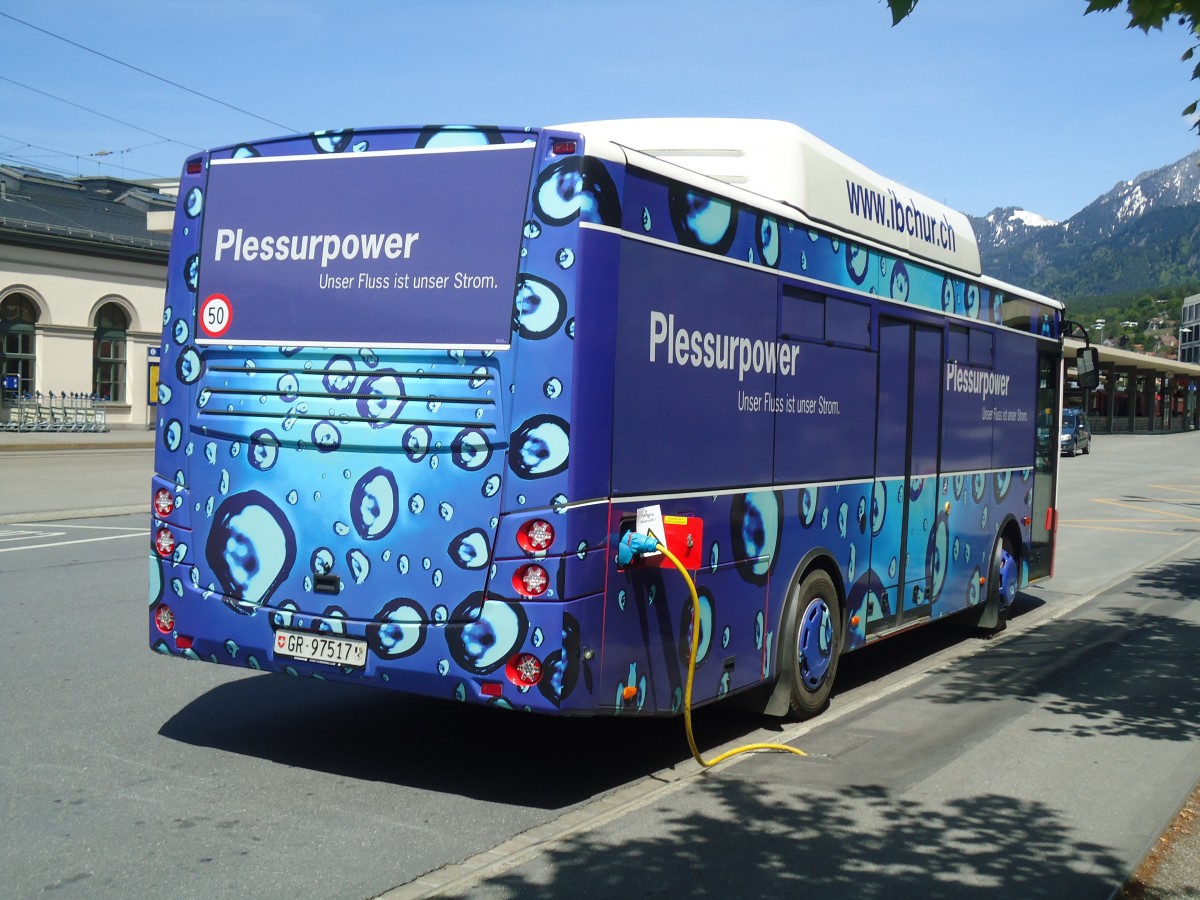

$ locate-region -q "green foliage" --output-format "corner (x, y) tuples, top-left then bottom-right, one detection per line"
(885, 0), (1200, 129)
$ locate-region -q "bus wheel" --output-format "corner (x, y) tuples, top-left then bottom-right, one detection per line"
(785, 570), (842, 720)
(989, 536), (1019, 615)
(971, 534), (1018, 635)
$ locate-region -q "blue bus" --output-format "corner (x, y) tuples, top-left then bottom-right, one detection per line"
(149, 119), (1067, 719)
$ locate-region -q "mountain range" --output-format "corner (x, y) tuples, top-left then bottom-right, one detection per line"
(968, 150), (1200, 300)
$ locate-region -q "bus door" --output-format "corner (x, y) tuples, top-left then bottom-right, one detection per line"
(869, 317), (943, 635)
(1027, 348), (1061, 579)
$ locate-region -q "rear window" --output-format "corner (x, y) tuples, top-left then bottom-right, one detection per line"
(196, 145), (535, 348)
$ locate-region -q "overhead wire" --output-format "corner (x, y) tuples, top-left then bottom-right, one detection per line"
(0, 10), (295, 133)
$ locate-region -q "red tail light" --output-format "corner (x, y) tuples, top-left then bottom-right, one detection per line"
(551, 141), (577, 155)
(154, 527), (176, 558)
(154, 488), (174, 518)
(506, 653), (542, 687)
(517, 518), (555, 554)
(153, 604), (175, 634)
(513, 564), (549, 597)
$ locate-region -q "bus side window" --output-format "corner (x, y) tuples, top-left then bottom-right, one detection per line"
(949, 325), (969, 361)
(825, 296), (871, 348)
(969, 329), (994, 368)
(780, 286), (824, 341)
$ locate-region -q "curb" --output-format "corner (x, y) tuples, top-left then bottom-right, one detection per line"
(0, 506), (145, 525)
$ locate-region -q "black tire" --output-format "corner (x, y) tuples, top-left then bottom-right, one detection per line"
(784, 570), (843, 720)
(982, 534), (1019, 634)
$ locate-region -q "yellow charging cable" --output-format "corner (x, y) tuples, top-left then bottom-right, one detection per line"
(655, 541), (807, 768)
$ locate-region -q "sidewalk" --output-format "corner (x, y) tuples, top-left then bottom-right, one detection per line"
(0, 426), (155, 452)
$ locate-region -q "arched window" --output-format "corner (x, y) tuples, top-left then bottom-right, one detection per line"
(0, 293), (39, 396)
(93, 302), (129, 402)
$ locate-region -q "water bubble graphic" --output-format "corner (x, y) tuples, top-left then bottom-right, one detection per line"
(542, 377), (563, 399)
(416, 125), (503, 149)
(347, 549), (370, 584)
(312, 130), (353, 153)
(163, 419), (183, 452)
(438, 501), (454, 522)
(350, 467), (398, 540)
(276, 373), (299, 402)
(756, 215), (780, 267)
(447, 594), (527, 674)
(184, 186), (203, 218)
(513, 277), (567, 340)
(402, 424), (431, 463)
(356, 370), (406, 428)
(449, 528), (490, 570)
(158, 383), (173, 405)
(668, 186), (736, 253)
(732, 491), (780, 583)
(286, 490), (298, 505)
(482, 474), (501, 498)
(556, 247), (575, 269)
(408, 493), (425, 515)
(367, 598), (427, 658)
(177, 348), (201, 384)
(311, 547), (334, 575)
(333, 521), (350, 536)
(218, 470), (229, 495)
(172, 318), (189, 345)
(311, 420), (342, 453)
(451, 427), (492, 471)
(508, 414), (569, 479)
(206, 491), (296, 607)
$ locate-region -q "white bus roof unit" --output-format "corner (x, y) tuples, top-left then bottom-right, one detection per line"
(557, 118), (982, 277)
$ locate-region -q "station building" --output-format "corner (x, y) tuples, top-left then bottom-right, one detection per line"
(0, 164), (173, 429)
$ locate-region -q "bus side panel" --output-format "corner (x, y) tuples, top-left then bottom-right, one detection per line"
(610, 238), (776, 495)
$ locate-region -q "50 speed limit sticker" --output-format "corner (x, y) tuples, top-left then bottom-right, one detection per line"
(199, 293), (233, 338)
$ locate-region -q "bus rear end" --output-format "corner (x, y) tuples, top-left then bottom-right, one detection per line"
(150, 126), (612, 713)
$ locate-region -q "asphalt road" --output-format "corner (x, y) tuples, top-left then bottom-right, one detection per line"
(0, 434), (1198, 898)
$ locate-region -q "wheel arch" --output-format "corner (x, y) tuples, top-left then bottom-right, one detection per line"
(760, 548), (846, 718)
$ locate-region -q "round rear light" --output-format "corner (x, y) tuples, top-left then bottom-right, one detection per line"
(154, 527), (176, 558)
(517, 518), (555, 554)
(513, 564), (549, 597)
(154, 604), (175, 634)
(154, 488), (174, 518)
(505, 652), (542, 687)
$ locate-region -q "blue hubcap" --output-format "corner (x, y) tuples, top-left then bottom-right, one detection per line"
(798, 597), (833, 690)
(997, 549), (1017, 609)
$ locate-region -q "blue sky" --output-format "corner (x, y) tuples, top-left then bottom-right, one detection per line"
(1, 0), (1196, 222)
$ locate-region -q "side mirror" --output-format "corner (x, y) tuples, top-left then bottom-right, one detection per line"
(1076, 346), (1100, 390)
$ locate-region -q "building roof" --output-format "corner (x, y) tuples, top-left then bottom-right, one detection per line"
(0, 164), (171, 261)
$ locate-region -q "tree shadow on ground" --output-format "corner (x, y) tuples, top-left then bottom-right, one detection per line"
(439, 778), (1125, 899)
(917, 556), (1200, 743)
